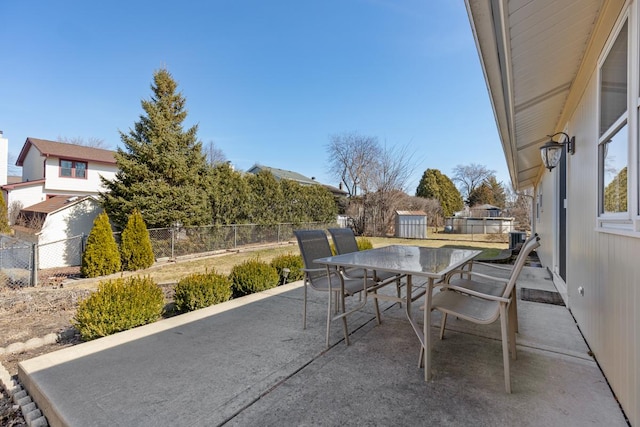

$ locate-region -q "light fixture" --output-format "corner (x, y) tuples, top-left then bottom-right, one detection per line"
(540, 132), (575, 171)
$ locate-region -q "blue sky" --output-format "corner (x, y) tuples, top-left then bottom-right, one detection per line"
(0, 0), (508, 192)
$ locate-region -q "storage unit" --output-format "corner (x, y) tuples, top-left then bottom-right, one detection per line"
(394, 211), (427, 239)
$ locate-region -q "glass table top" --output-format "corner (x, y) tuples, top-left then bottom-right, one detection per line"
(315, 245), (481, 277)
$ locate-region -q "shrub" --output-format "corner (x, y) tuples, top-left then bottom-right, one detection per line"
(356, 237), (373, 250)
(229, 258), (279, 297)
(120, 209), (155, 271)
(81, 212), (121, 278)
(174, 270), (233, 312)
(270, 253), (304, 284)
(73, 276), (164, 341)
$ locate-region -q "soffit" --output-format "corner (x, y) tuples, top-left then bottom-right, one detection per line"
(467, 0), (603, 190)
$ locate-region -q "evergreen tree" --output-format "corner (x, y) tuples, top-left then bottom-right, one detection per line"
(120, 209), (155, 271)
(468, 182), (495, 207)
(302, 184), (338, 223)
(81, 212), (121, 278)
(0, 192), (10, 234)
(209, 163), (251, 225)
(487, 176), (507, 208)
(415, 169), (463, 217)
(247, 170), (284, 224)
(101, 69), (211, 229)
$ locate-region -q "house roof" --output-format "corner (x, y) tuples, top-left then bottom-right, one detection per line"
(466, 0), (603, 190)
(1, 178), (45, 190)
(21, 195), (97, 215)
(395, 210), (427, 216)
(246, 164), (318, 185)
(16, 138), (116, 167)
(246, 164), (348, 196)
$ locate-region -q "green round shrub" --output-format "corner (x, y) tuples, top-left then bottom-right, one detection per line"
(270, 253), (304, 284)
(174, 270), (233, 312)
(229, 258), (279, 297)
(73, 276), (164, 341)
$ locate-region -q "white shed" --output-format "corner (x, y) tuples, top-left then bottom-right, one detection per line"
(394, 211), (427, 239)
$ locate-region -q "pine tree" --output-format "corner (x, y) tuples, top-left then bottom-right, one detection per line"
(0, 192), (11, 234)
(416, 169), (463, 217)
(81, 212), (121, 278)
(120, 209), (155, 271)
(101, 68), (211, 229)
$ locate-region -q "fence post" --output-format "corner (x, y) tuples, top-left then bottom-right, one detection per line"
(234, 225), (237, 249)
(171, 227), (175, 259)
(31, 243), (38, 287)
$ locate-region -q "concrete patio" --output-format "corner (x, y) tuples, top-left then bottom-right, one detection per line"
(19, 264), (628, 426)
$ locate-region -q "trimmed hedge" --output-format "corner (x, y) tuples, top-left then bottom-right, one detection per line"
(73, 276), (164, 341)
(120, 209), (155, 271)
(174, 270), (233, 312)
(270, 253), (304, 284)
(229, 258), (279, 297)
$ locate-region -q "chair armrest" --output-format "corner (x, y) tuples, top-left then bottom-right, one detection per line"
(444, 270), (509, 285)
(440, 285), (510, 303)
(473, 262), (513, 271)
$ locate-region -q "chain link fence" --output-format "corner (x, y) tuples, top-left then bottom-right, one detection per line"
(1, 222), (335, 288)
(0, 235), (35, 287)
(143, 222), (332, 260)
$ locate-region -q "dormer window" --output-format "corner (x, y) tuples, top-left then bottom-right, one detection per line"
(60, 159), (87, 179)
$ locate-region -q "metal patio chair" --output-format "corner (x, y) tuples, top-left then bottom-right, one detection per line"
(294, 229), (376, 347)
(448, 233), (539, 333)
(431, 235), (541, 393)
(328, 228), (406, 319)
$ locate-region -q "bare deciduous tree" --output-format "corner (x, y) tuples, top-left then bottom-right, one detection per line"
(57, 136), (111, 149)
(204, 140), (227, 166)
(452, 163), (495, 203)
(8, 200), (22, 225)
(326, 132), (381, 197)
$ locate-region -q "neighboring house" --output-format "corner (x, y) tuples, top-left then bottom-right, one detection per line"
(246, 164), (348, 198)
(13, 195), (102, 268)
(2, 137), (117, 222)
(467, 0), (639, 424)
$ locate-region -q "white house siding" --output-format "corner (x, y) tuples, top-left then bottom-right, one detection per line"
(43, 158), (116, 194)
(21, 148), (45, 181)
(6, 183), (46, 215)
(536, 5), (639, 422)
(37, 199), (102, 269)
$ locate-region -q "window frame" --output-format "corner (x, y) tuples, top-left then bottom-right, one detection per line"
(596, 12), (638, 234)
(59, 159), (88, 180)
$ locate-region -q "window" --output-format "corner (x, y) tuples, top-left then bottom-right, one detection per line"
(598, 20), (629, 223)
(60, 159), (88, 179)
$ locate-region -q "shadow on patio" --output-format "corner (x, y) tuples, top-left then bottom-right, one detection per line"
(19, 265), (628, 426)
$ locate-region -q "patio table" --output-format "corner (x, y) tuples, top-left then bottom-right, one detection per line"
(315, 245), (481, 381)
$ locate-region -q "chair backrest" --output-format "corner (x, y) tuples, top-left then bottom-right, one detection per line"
(328, 228), (359, 255)
(502, 235), (541, 299)
(294, 230), (333, 281)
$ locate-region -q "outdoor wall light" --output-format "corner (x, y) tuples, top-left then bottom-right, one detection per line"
(540, 132), (575, 171)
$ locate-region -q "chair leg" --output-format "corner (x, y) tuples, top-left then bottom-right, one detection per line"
(439, 312), (448, 340)
(508, 302), (517, 360)
(326, 289), (332, 348)
(303, 280), (308, 330)
(373, 290), (382, 325)
(500, 304), (512, 393)
(396, 278), (402, 308)
(512, 290), (519, 333)
(341, 290), (350, 346)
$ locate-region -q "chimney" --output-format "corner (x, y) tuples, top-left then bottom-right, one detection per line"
(0, 131), (7, 186)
